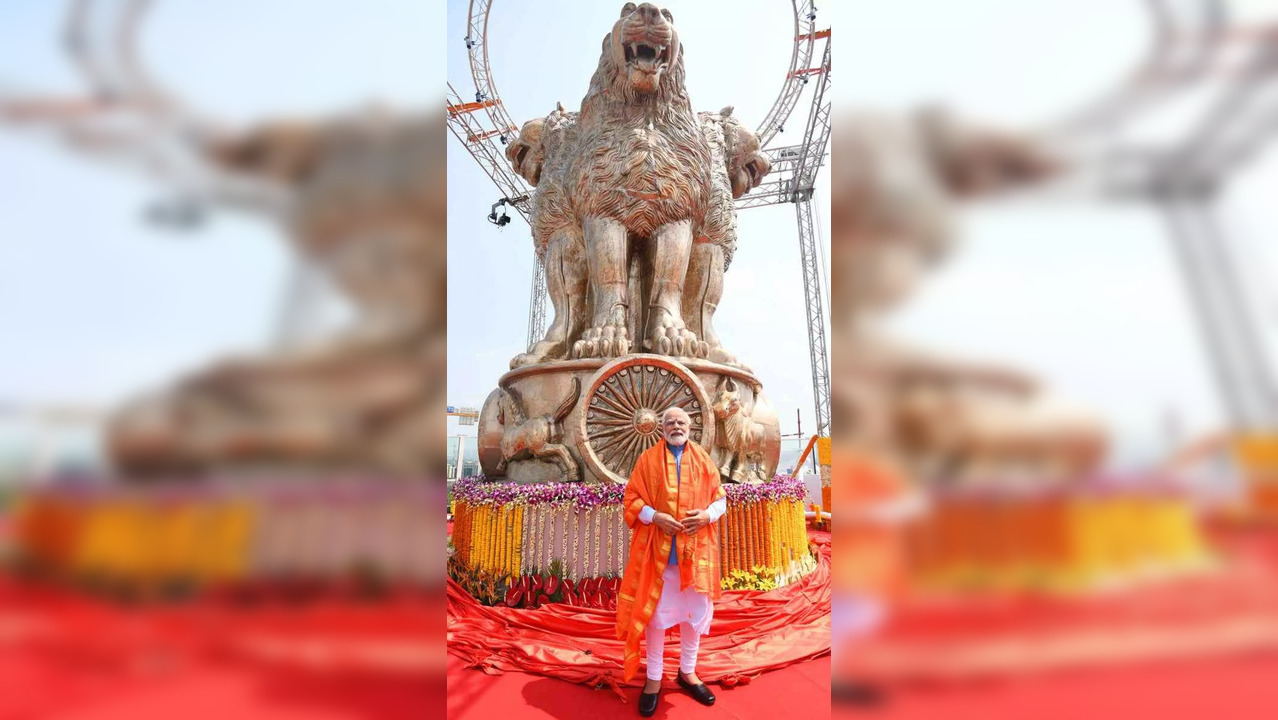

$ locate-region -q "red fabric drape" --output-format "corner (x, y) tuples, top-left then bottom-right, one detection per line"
(447, 532), (831, 698)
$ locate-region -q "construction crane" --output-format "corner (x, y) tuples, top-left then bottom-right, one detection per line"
(446, 0), (833, 439)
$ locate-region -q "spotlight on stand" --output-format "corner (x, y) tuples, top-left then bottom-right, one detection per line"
(488, 198), (512, 227)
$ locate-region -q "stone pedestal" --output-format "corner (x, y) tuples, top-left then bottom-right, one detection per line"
(477, 354), (781, 484)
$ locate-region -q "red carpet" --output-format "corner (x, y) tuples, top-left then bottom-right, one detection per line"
(447, 531), (831, 697)
(0, 578), (446, 720)
(849, 524), (1278, 682)
(448, 652), (831, 720)
(856, 651), (1278, 719)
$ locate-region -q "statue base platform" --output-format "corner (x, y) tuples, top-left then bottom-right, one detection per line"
(477, 355), (781, 485)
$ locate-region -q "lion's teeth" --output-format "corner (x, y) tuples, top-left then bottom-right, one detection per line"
(629, 43), (638, 57)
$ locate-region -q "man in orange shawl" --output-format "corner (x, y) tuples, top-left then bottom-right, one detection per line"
(617, 406), (727, 716)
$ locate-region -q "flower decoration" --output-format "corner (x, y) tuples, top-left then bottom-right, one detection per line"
(451, 474), (806, 509)
(451, 475), (624, 509)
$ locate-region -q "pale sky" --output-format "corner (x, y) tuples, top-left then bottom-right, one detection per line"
(445, 0), (833, 450)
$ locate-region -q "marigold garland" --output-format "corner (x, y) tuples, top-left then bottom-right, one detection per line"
(482, 505), (492, 574)
(735, 505), (745, 572)
(748, 504), (758, 569)
(731, 503), (741, 572)
(761, 503), (771, 572)
(592, 507), (601, 577)
(473, 504), (481, 568)
(571, 507), (580, 580)
(607, 504), (616, 576)
(488, 505), (497, 574)
(474, 505), (485, 573)
(560, 504), (568, 567)
(514, 505), (524, 577)
(449, 478), (812, 598)
(536, 504), (547, 572)
(477, 504), (487, 573)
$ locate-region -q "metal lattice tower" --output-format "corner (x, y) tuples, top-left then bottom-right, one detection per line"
(527, 254), (549, 351)
(448, 0), (833, 436)
(1041, 0), (1278, 432)
(445, 82), (543, 347)
(795, 199), (832, 436)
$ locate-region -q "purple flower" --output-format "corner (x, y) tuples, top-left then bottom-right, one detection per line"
(452, 474), (805, 509)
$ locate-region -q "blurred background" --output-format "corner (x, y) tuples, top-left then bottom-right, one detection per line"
(829, 1), (1278, 718)
(1, 2), (446, 718)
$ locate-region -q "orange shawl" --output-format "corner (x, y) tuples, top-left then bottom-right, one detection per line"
(615, 440), (726, 682)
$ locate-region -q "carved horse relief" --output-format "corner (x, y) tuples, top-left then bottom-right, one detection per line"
(496, 377), (582, 482)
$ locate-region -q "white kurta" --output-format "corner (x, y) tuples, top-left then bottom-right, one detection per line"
(637, 497), (727, 634)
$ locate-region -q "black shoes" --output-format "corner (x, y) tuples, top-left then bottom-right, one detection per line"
(640, 673), (715, 714)
(677, 671), (716, 706)
(638, 687), (659, 717)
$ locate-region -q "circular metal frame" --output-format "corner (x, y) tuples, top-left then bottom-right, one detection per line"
(464, 0), (811, 156)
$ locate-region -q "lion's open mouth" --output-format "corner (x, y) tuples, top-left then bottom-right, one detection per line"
(744, 160), (761, 184)
(624, 42), (670, 67)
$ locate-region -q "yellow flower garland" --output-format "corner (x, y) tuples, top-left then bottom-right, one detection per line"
(592, 507), (601, 577)
(18, 478), (826, 598)
(607, 504), (615, 576)
(450, 488), (816, 594)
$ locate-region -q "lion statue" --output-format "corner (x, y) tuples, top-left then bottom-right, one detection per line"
(505, 78), (768, 368)
(563, 2), (715, 360)
(686, 106), (768, 366)
(506, 104), (589, 368)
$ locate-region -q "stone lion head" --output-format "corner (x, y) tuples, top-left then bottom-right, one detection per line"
(718, 108), (770, 198)
(598, 2), (683, 99)
(506, 117), (545, 185)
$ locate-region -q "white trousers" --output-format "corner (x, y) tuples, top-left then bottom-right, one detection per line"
(645, 622), (701, 681)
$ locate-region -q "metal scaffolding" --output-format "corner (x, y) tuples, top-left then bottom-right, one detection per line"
(1050, 0), (1278, 431)
(796, 198), (832, 436)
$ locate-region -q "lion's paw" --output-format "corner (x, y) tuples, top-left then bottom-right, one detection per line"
(646, 320), (704, 358)
(572, 324), (629, 359)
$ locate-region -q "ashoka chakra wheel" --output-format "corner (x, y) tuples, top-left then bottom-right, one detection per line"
(577, 356), (715, 484)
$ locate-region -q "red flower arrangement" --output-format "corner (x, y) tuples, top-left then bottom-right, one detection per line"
(504, 573), (621, 610)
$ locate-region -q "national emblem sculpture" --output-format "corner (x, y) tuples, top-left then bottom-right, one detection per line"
(477, 2), (780, 484)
